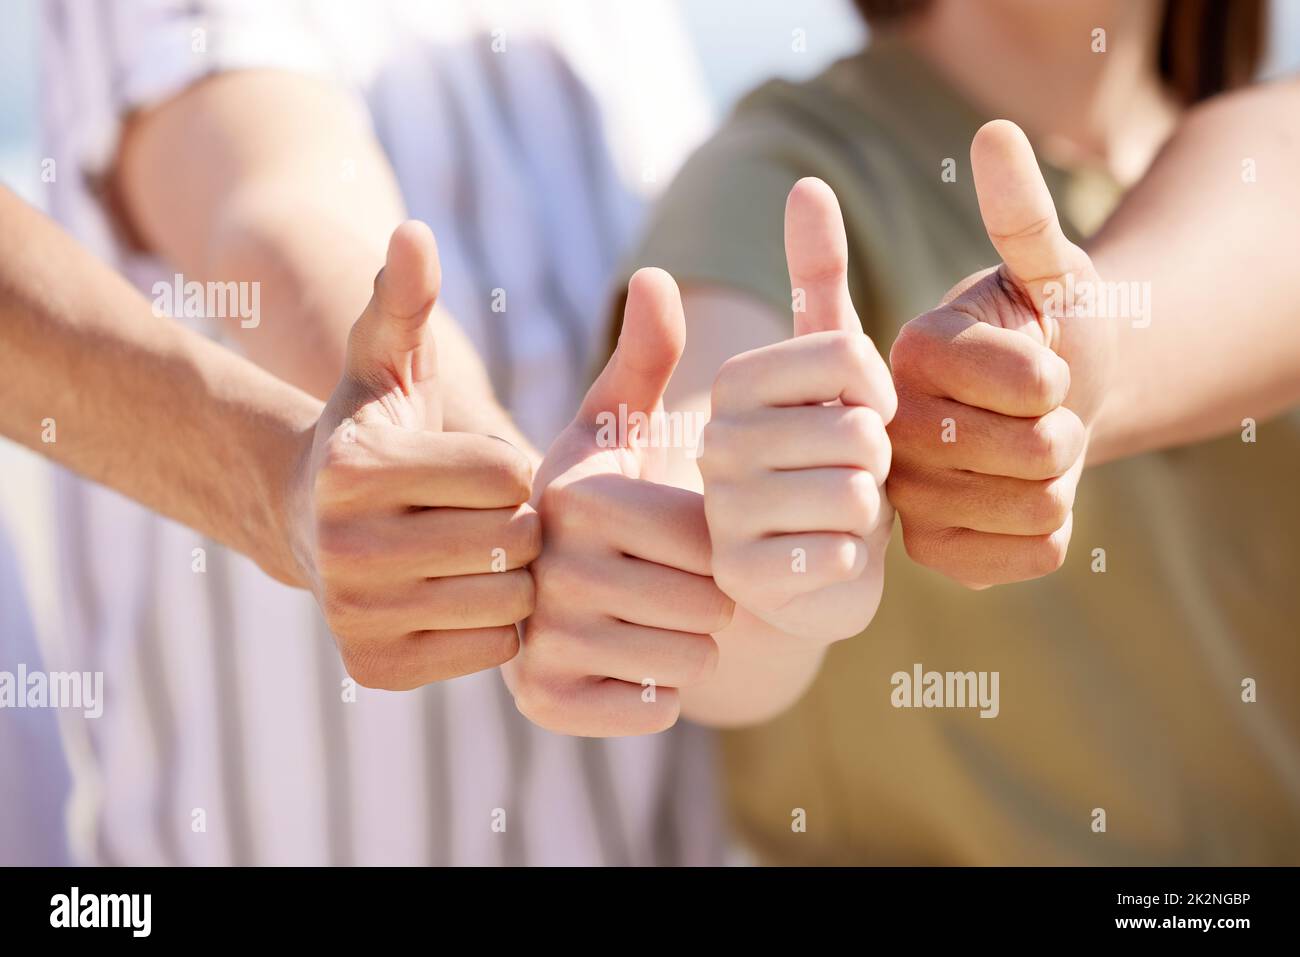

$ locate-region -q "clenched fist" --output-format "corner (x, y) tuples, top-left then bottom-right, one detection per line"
(887, 120), (1116, 588)
(505, 268), (735, 736)
(701, 178), (897, 643)
(294, 222), (539, 688)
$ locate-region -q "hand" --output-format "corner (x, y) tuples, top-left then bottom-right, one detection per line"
(292, 222), (539, 688)
(505, 268), (735, 736)
(886, 120), (1117, 588)
(700, 178), (897, 643)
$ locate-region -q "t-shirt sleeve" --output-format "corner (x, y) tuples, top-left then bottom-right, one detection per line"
(620, 116), (811, 321)
(42, 0), (343, 184)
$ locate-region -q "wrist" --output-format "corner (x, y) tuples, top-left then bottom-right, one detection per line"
(730, 605), (844, 656)
(1079, 355), (1123, 466)
(252, 400), (321, 590)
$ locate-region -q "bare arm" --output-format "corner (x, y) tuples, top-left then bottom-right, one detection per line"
(115, 69), (535, 456)
(0, 188), (539, 686)
(0, 185), (318, 585)
(1087, 79), (1300, 463)
(505, 264), (878, 735)
(659, 181), (896, 727)
(661, 288), (832, 726)
(889, 89), (1300, 590)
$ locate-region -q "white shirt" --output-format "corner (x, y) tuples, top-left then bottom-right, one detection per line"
(39, 0), (721, 866)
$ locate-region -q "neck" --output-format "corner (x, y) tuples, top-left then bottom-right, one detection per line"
(897, 0), (1181, 185)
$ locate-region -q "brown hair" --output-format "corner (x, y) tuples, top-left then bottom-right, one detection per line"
(853, 0), (1265, 104)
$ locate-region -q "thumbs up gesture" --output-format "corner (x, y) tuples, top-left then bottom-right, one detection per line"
(505, 268), (735, 737)
(887, 120), (1116, 587)
(700, 179), (898, 643)
(297, 222), (540, 688)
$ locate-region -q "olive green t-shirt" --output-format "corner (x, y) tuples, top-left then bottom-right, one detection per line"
(626, 41), (1300, 864)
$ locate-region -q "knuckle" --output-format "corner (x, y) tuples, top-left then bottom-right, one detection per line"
(500, 567), (537, 620)
(340, 644), (396, 691)
(538, 478), (592, 533)
(900, 525), (932, 567)
(845, 469), (882, 524)
(483, 443), (533, 504)
(1030, 528), (1071, 577)
(711, 552), (761, 609)
(475, 627), (521, 669)
(883, 468), (922, 515)
(832, 329), (870, 373)
(1025, 480), (1072, 533)
(841, 406), (887, 466)
(537, 481), (571, 530)
(682, 636), (721, 687)
(529, 552), (579, 606)
(699, 419), (738, 478)
(510, 672), (569, 728)
(1018, 349), (1065, 414)
(512, 506), (543, 563)
(520, 617), (566, 661)
(627, 694), (682, 736)
(1024, 416), (1074, 476)
(900, 521), (947, 573)
(700, 587), (736, 635)
(320, 589), (359, 634)
(710, 355), (746, 411)
(888, 320), (930, 382)
(313, 436), (369, 504)
(823, 536), (864, 581)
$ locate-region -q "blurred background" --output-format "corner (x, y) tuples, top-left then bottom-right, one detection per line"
(0, 0), (869, 665)
(6, 0), (1300, 660)
(2, 0), (1299, 869)
(0, 0), (872, 867)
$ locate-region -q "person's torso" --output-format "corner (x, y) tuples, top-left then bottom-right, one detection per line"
(721, 43), (1300, 865)
(37, 0), (720, 866)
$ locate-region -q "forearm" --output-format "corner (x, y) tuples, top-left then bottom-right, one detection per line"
(0, 188), (319, 586)
(206, 186), (535, 456)
(1086, 79), (1300, 464)
(682, 610), (827, 727)
(661, 404), (830, 727)
(117, 70), (534, 455)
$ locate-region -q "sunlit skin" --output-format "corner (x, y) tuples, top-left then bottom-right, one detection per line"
(887, 120), (1112, 588)
(505, 184), (899, 736)
(3, 66), (1299, 731)
(303, 223), (541, 687)
(504, 269), (735, 737)
(0, 202), (540, 689)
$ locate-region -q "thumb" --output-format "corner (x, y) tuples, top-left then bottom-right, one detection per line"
(344, 220), (443, 425)
(579, 267), (685, 426)
(970, 120), (1091, 305)
(785, 177), (858, 337)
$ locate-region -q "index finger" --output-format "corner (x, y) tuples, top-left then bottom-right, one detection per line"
(320, 426), (534, 510)
(712, 330), (897, 422)
(891, 306), (1071, 418)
